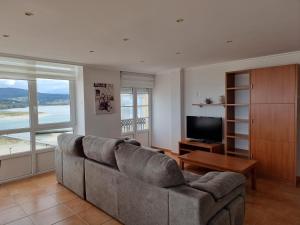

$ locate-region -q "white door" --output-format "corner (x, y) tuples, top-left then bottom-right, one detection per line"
(121, 88), (151, 146)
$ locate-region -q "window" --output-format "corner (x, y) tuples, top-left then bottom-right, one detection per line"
(37, 79), (71, 124)
(0, 77), (75, 156)
(36, 128), (73, 150)
(121, 88), (151, 133)
(0, 132), (31, 156)
(137, 88), (150, 131)
(0, 79), (30, 130)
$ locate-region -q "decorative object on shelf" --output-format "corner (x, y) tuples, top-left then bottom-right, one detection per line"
(205, 97), (212, 104)
(219, 95), (225, 104)
(94, 83), (114, 114)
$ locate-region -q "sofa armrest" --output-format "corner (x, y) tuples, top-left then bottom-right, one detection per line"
(168, 185), (215, 225)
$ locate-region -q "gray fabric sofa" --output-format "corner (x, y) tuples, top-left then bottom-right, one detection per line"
(55, 134), (246, 225)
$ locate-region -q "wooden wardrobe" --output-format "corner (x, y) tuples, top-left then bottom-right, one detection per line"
(225, 64), (299, 184)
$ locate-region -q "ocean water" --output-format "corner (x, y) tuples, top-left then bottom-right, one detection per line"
(0, 105), (70, 131)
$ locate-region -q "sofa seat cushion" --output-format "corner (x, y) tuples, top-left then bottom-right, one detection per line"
(115, 143), (185, 188)
(83, 136), (123, 168)
(189, 172), (246, 200)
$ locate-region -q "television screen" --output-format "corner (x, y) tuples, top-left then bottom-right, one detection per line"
(186, 116), (222, 142)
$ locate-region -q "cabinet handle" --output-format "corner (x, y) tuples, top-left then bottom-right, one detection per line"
(251, 83), (254, 89)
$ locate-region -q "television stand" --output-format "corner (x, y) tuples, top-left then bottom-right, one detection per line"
(178, 139), (224, 155)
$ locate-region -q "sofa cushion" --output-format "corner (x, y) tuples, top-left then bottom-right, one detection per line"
(115, 143), (185, 188)
(182, 170), (201, 183)
(189, 171), (246, 200)
(57, 134), (84, 157)
(83, 136), (123, 167)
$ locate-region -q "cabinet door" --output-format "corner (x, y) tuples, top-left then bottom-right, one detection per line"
(251, 65), (296, 104)
(251, 104), (295, 142)
(251, 140), (295, 183)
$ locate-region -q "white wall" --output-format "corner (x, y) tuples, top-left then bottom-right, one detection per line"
(82, 66), (121, 138)
(152, 68), (183, 152)
(184, 51), (300, 120)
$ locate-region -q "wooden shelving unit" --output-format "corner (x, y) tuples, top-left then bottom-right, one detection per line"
(225, 70), (251, 158)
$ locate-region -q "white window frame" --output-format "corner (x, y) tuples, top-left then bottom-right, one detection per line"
(121, 88), (152, 142)
(0, 78), (76, 167)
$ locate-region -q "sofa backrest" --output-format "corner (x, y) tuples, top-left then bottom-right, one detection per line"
(115, 142), (185, 188)
(83, 135), (124, 168)
(57, 134), (84, 157)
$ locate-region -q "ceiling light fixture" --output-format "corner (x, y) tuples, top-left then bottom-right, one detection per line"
(226, 40), (233, 43)
(176, 51), (182, 55)
(123, 38), (129, 42)
(2, 34), (9, 38)
(25, 11), (34, 16)
(176, 18), (184, 23)
(89, 50), (95, 53)
(140, 60), (145, 63)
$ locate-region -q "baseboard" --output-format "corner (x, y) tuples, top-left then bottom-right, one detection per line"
(151, 146), (179, 155)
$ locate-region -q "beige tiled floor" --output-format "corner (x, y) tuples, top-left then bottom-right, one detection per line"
(1, 170), (300, 225)
(0, 173), (122, 225)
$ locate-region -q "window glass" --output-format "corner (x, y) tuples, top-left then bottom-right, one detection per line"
(0, 132), (31, 156)
(36, 128), (73, 150)
(121, 88), (134, 133)
(137, 89), (150, 131)
(0, 79), (30, 130)
(37, 79), (71, 124)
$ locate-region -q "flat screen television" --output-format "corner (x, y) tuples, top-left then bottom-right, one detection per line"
(186, 116), (223, 143)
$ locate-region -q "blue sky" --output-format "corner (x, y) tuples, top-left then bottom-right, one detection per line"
(0, 79), (69, 94)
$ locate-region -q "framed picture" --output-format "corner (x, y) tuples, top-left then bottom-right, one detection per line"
(94, 83), (114, 114)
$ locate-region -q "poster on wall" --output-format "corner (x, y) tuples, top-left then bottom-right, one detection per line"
(94, 83), (114, 114)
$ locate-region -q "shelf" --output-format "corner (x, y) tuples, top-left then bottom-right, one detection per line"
(192, 103), (225, 107)
(226, 103), (249, 107)
(227, 119), (249, 123)
(226, 86), (250, 90)
(226, 148), (249, 157)
(226, 133), (249, 140)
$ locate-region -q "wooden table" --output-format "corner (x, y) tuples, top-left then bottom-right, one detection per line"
(178, 151), (258, 190)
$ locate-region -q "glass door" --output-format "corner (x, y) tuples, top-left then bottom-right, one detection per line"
(121, 88), (151, 146)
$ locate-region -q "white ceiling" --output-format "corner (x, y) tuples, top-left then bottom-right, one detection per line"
(0, 0), (300, 73)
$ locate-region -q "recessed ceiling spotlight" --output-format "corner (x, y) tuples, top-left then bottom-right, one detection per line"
(25, 11), (34, 16)
(2, 34), (9, 38)
(123, 38), (129, 42)
(140, 60), (145, 63)
(176, 51), (182, 55)
(89, 50), (95, 53)
(176, 18), (184, 23)
(226, 40), (233, 43)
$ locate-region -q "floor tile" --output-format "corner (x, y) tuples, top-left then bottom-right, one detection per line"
(19, 195), (60, 215)
(50, 190), (79, 204)
(5, 217), (35, 225)
(29, 205), (74, 225)
(102, 219), (123, 225)
(0, 206), (27, 225)
(53, 215), (88, 225)
(63, 198), (92, 214)
(78, 207), (111, 225)
(0, 196), (17, 212)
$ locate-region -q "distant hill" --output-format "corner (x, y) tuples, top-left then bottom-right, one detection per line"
(0, 88), (69, 109)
